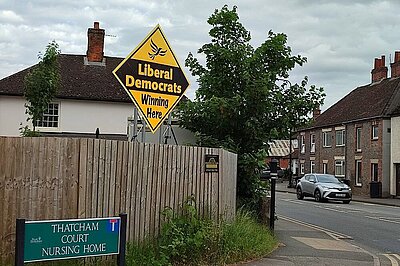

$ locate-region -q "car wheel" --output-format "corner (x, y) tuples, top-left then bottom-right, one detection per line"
(296, 187), (304, 200)
(314, 190), (323, 202)
(343, 200), (350, 204)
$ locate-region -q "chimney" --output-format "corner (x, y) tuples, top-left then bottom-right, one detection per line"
(86, 22), (105, 63)
(371, 55), (387, 83)
(390, 51), (400, 78)
(313, 106), (321, 120)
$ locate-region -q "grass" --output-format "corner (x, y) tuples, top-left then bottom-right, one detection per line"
(4, 206), (277, 266)
(124, 206), (278, 266)
(221, 209), (277, 264)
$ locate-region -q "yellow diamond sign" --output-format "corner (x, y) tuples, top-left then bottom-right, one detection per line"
(113, 24), (190, 133)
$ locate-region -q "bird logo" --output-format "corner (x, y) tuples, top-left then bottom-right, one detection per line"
(148, 39), (167, 60)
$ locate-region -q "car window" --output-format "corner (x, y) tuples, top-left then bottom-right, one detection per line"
(316, 174), (341, 183)
(309, 175), (316, 182)
(304, 174), (310, 181)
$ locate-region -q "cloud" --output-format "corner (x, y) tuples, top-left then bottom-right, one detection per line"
(0, 10), (23, 23)
(1, 0), (400, 109)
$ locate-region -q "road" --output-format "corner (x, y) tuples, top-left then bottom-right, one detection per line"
(276, 191), (400, 263)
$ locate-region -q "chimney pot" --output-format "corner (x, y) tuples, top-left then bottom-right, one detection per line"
(371, 55), (388, 83)
(390, 51), (400, 79)
(86, 22), (105, 63)
(395, 51), (400, 62)
(313, 106), (321, 120)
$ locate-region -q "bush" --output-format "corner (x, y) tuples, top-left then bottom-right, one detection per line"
(158, 196), (217, 265)
(125, 197), (277, 265)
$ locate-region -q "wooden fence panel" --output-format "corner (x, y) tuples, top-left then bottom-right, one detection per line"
(0, 137), (237, 263)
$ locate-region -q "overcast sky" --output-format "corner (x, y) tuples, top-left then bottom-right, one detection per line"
(1, 0), (400, 110)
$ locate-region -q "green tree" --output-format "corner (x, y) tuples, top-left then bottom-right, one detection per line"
(24, 40), (60, 132)
(176, 5), (325, 206)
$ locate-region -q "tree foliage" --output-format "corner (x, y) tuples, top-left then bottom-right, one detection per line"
(176, 5), (325, 204)
(24, 40), (60, 131)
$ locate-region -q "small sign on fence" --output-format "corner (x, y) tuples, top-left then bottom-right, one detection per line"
(15, 214), (127, 265)
(205, 154), (219, 172)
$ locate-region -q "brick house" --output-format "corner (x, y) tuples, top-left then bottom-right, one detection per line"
(0, 22), (195, 144)
(298, 54), (400, 198)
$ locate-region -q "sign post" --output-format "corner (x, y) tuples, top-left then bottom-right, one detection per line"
(15, 214), (126, 265)
(113, 24), (190, 133)
(269, 159), (278, 231)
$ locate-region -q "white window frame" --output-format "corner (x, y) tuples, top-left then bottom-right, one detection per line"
(34, 102), (60, 129)
(300, 135), (305, 154)
(310, 134), (315, 153)
(371, 163), (378, 182)
(300, 163), (305, 174)
(372, 125), (378, 140)
(356, 127), (362, 152)
(355, 160), (362, 186)
(310, 160), (315, 173)
(322, 163), (328, 174)
(323, 131), (331, 147)
(336, 129), (345, 147)
(335, 160), (345, 177)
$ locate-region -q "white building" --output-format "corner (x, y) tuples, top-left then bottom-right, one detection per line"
(0, 22), (195, 145)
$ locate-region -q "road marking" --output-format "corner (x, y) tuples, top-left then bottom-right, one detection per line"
(278, 215), (353, 240)
(315, 205), (346, 213)
(292, 237), (362, 251)
(366, 216), (400, 225)
(383, 254), (399, 266)
(279, 215), (381, 266)
(281, 199), (305, 205)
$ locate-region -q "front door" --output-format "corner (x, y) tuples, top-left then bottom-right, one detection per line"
(396, 164), (400, 197)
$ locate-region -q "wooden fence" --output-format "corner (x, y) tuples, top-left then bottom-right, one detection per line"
(0, 137), (237, 264)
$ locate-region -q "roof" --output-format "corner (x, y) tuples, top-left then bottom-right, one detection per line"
(310, 77), (400, 129)
(268, 140), (295, 157)
(0, 54), (131, 102)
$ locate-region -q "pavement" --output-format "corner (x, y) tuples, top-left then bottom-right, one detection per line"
(237, 180), (400, 266)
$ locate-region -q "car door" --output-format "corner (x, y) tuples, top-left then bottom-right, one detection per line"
(302, 174), (312, 195)
(306, 174), (318, 195)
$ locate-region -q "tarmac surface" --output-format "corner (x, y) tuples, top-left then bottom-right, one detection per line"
(239, 180), (400, 266)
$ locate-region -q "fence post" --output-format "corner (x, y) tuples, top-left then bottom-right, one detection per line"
(117, 213), (127, 266)
(15, 218), (25, 266)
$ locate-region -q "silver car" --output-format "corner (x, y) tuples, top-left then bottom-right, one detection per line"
(296, 173), (352, 204)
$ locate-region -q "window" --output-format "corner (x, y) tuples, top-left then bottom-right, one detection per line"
(371, 163), (378, 182)
(310, 160), (315, 173)
(34, 103), (59, 128)
(323, 131), (331, 147)
(335, 160), (345, 177)
(323, 163), (328, 174)
(300, 135), (305, 154)
(355, 160), (362, 186)
(356, 127), (362, 151)
(310, 134), (315, 153)
(336, 129), (345, 146)
(300, 163), (305, 174)
(372, 125), (378, 140)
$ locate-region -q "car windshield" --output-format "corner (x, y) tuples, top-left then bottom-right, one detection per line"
(317, 175), (341, 184)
